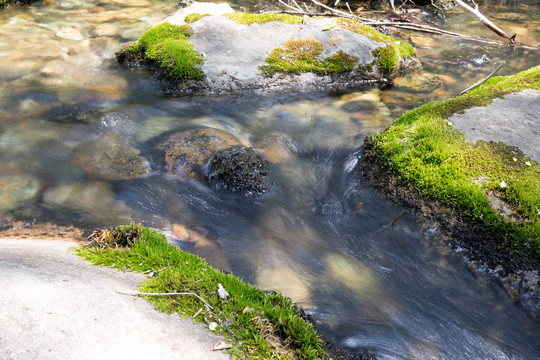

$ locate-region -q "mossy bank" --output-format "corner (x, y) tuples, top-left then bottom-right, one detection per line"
(75, 223), (357, 359)
(116, 2), (418, 96)
(360, 65), (540, 311)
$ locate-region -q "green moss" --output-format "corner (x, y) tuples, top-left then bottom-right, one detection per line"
(337, 18), (415, 72)
(224, 12), (303, 25)
(75, 223), (329, 359)
(127, 22), (203, 80)
(184, 13), (212, 24)
(260, 38), (358, 75)
(368, 65), (540, 256)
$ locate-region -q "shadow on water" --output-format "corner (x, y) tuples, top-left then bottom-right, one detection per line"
(1, 0), (540, 359)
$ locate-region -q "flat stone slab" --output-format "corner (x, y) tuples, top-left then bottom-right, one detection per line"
(0, 238), (229, 360)
(449, 89), (540, 162)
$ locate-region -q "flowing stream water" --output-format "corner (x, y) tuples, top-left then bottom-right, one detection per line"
(1, 0), (539, 359)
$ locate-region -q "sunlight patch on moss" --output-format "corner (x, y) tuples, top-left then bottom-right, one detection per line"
(260, 38), (358, 75)
(224, 12), (303, 25)
(184, 13), (212, 24)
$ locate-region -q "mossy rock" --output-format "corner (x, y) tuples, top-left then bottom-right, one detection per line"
(364, 65), (540, 257)
(203, 145), (270, 197)
(117, 22), (203, 81)
(72, 136), (151, 180)
(260, 38), (359, 76)
(119, 4), (418, 95)
(158, 128), (241, 178)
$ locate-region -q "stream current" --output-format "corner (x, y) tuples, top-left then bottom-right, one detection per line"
(1, 0), (539, 359)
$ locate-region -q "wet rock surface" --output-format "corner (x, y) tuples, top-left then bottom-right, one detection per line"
(203, 145), (270, 197)
(72, 135), (151, 180)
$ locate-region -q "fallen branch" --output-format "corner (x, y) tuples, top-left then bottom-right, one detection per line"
(117, 290), (214, 310)
(458, 61), (505, 96)
(275, 1), (539, 50)
(453, 0), (511, 40)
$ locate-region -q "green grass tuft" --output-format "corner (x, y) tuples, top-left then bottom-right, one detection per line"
(74, 223), (329, 359)
(127, 22), (203, 80)
(367, 65), (540, 256)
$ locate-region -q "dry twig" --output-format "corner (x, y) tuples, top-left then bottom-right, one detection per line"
(117, 290), (214, 310)
(458, 61), (505, 96)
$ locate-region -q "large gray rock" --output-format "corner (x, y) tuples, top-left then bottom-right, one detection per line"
(118, 2), (418, 96)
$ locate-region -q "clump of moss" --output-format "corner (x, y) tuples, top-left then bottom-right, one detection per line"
(76, 223), (329, 359)
(184, 13), (212, 24)
(260, 38), (358, 75)
(125, 22), (203, 80)
(337, 18), (415, 72)
(203, 146), (270, 197)
(367, 65), (540, 256)
(224, 12), (303, 25)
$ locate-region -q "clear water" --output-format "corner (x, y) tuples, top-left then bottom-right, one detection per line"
(1, 0), (539, 359)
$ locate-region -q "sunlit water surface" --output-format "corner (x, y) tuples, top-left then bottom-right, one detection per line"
(1, 0), (539, 359)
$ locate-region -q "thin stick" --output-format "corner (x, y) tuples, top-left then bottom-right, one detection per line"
(453, 0), (510, 39)
(117, 290), (214, 310)
(458, 61), (505, 96)
(278, 0), (302, 13)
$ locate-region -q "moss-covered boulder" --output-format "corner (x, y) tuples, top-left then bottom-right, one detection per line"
(157, 128), (242, 179)
(72, 135), (150, 181)
(361, 65), (540, 312)
(203, 145), (270, 197)
(117, 2), (418, 96)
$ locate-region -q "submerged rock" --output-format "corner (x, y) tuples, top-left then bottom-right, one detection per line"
(158, 128), (241, 178)
(0, 175), (40, 212)
(203, 146), (270, 197)
(72, 135), (151, 180)
(116, 2), (418, 96)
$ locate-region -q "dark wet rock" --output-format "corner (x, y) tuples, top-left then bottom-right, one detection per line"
(203, 146), (270, 197)
(72, 136), (150, 180)
(158, 128), (241, 179)
(0, 175), (40, 212)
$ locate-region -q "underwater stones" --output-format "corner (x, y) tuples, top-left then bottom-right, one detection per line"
(42, 182), (130, 222)
(203, 146), (270, 197)
(255, 132), (298, 164)
(72, 136), (150, 180)
(0, 175), (40, 212)
(392, 71), (443, 93)
(158, 128), (241, 179)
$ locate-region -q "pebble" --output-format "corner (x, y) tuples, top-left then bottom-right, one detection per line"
(55, 27), (84, 41)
